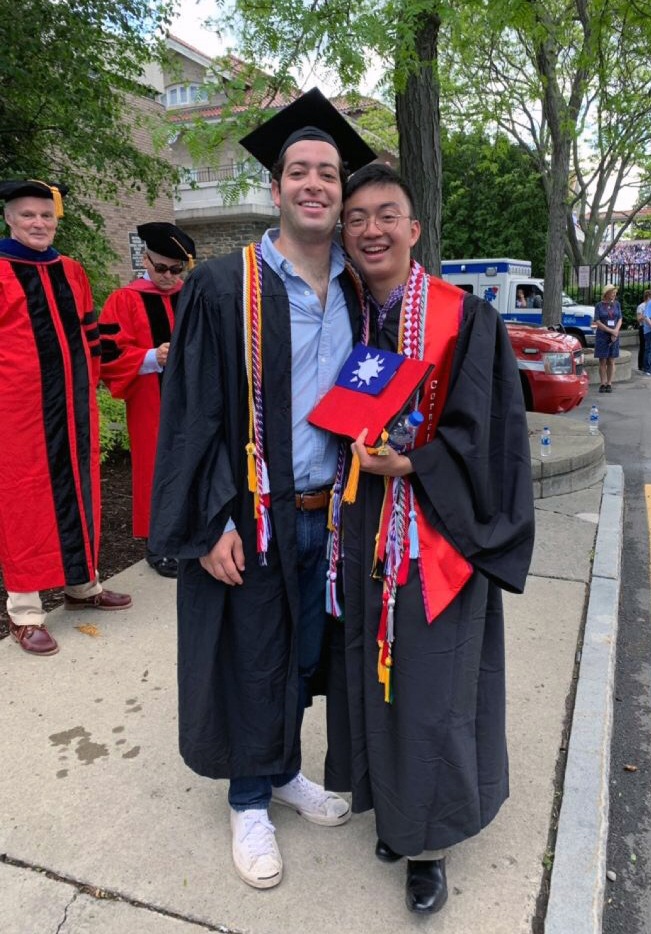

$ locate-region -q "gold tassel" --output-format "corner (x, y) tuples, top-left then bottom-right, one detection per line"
(342, 450), (361, 503)
(170, 236), (195, 269)
(30, 180), (64, 217)
(375, 428), (390, 457)
(246, 442), (257, 493)
(51, 187), (64, 218)
(384, 658), (392, 703)
(377, 644), (393, 703)
(327, 488), (335, 532)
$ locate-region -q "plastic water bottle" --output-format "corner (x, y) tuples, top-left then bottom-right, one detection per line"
(589, 405), (599, 435)
(540, 426), (551, 458)
(388, 410), (425, 452)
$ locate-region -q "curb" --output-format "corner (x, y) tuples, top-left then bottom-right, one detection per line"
(527, 412), (607, 499)
(544, 464), (624, 932)
(582, 349), (632, 385)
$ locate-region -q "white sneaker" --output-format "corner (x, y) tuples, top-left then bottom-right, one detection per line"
(230, 808), (283, 889)
(271, 772), (351, 826)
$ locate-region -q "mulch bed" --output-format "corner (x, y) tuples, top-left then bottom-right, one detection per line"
(0, 452), (146, 640)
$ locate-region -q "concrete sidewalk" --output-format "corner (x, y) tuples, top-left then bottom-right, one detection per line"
(0, 427), (622, 934)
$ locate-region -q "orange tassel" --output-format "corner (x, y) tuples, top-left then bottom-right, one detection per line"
(343, 450), (361, 503)
(51, 187), (64, 218)
(246, 442), (257, 493)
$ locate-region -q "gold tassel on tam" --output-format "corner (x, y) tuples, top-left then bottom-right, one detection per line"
(170, 235), (195, 269)
(342, 450), (360, 503)
(31, 180), (64, 217)
(51, 187), (64, 218)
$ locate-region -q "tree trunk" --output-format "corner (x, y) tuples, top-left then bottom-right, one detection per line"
(543, 136), (571, 327)
(395, 11), (441, 273)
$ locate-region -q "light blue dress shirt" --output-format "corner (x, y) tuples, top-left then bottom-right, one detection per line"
(138, 273), (163, 375)
(261, 229), (353, 490)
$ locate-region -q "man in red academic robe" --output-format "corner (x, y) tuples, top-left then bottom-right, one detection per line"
(99, 223), (196, 578)
(0, 179), (132, 657)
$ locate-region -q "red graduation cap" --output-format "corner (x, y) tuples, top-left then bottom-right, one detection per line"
(308, 343), (434, 445)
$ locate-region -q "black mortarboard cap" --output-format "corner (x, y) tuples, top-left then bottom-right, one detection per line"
(0, 179), (68, 217)
(136, 222), (196, 267)
(239, 88), (376, 173)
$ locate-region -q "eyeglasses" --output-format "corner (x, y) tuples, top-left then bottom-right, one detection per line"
(146, 253), (185, 275)
(342, 212), (413, 237)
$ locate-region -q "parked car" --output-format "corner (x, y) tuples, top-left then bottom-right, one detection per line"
(506, 322), (588, 414)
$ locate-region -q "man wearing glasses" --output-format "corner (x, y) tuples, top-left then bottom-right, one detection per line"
(99, 222), (196, 578)
(333, 163), (535, 915)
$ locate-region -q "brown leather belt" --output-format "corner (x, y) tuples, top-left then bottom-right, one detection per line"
(295, 489), (330, 511)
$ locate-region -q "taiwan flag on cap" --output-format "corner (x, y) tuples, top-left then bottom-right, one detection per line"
(309, 343), (434, 445)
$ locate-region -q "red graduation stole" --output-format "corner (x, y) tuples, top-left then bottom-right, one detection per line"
(375, 275), (472, 700)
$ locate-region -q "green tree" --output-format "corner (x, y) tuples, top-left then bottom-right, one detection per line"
(205, 0), (450, 270)
(441, 131), (548, 271)
(443, 0), (651, 323)
(0, 0), (178, 297)
(200, 0), (651, 326)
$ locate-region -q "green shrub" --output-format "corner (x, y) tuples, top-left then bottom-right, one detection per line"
(97, 385), (130, 463)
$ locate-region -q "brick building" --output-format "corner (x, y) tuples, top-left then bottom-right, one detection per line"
(102, 86), (177, 286)
(103, 35), (394, 280)
(159, 36), (394, 262)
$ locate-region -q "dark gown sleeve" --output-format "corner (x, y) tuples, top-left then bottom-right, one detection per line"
(148, 270), (237, 559)
(408, 294), (535, 593)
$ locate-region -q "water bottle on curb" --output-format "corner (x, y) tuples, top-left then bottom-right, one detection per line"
(540, 426), (551, 458)
(388, 410), (425, 453)
(589, 405), (599, 435)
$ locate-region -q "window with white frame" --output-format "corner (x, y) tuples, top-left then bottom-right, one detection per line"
(163, 84), (208, 108)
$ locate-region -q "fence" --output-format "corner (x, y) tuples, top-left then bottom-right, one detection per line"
(564, 262), (651, 325)
(180, 163), (271, 185)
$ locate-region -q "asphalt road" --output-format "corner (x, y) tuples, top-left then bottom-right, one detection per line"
(566, 373), (651, 933)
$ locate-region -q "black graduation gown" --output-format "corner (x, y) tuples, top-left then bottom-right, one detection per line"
(341, 290), (535, 856)
(149, 250), (361, 780)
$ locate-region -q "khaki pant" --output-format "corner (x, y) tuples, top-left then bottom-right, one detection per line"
(7, 576), (102, 628)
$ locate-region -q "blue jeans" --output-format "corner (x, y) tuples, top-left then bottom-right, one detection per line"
(644, 332), (651, 373)
(229, 507), (329, 811)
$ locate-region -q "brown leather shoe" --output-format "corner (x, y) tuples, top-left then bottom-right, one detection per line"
(64, 589), (132, 611)
(9, 621), (59, 656)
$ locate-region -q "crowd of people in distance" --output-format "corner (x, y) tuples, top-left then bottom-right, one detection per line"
(606, 240), (651, 265)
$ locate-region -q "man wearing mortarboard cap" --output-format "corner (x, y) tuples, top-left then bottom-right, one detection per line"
(148, 88), (375, 889)
(0, 179), (132, 658)
(99, 222), (196, 579)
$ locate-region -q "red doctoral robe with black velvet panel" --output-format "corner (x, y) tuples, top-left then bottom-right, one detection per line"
(99, 278), (181, 538)
(0, 249), (101, 592)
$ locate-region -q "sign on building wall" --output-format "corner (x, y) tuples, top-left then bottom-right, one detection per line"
(129, 232), (146, 275)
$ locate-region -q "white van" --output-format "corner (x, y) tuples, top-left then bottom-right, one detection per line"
(440, 257), (595, 346)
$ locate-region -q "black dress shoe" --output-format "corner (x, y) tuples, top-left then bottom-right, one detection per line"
(405, 858), (448, 914)
(147, 556), (178, 578)
(375, 838), (403, 862)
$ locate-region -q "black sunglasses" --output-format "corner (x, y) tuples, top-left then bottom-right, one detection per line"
(146, 252), (185, 275)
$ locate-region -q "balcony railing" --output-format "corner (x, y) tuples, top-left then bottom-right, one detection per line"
(179, 162), (272, 185)
(174, 161), (276, 220)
